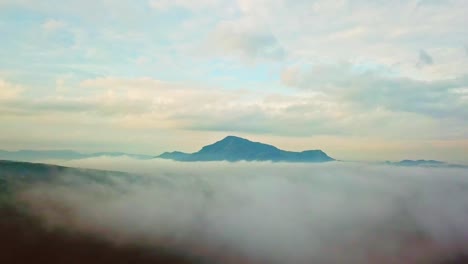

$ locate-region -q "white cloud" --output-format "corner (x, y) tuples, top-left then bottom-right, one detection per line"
(0, 79), (22, 101)
(1, 76), (466, 161)
(230, 0), (468, 75)
(41, 19), (67, 32)
(73, 77), (368, 137)
(18, 159), (468, 263)
(80, 76), (169, 91)
(148, 0), (220, 11)
(208, 17), (285, 61)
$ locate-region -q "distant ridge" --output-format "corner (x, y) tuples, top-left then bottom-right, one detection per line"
(385, 159), (467, 168)
(157, 136), (334, 162)
(0, 150), (153, 162)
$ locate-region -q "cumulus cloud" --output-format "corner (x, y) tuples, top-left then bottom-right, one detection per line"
(16, 158), (468, 263)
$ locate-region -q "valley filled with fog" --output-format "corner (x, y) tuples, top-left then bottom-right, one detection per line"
(13, 158), (468, 264)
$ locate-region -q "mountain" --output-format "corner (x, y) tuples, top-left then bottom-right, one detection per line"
(0, 150), (153, 162)
(157, 136), (334, 162)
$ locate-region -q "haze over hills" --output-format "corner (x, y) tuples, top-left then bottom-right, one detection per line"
(385, 159), (468, 168)
(158, 135), (335, 162)
(0, 160), (139, 196)
(0, 160), (200, 264)
(2, 137), (466, 167)
(0, 150), (154, 162)
(2, 159), (468, 264)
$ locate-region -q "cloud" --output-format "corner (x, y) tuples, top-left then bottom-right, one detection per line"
(281, 63), (468, 120)
(0, 79), (22, 101)
(148, 0), (220, 11)
(17, 159), (468, 263)
(418, 49), (434, 67)
(80, 76), (169, 90)
(1, 76), (466, 160)
(228, 0), (468, 76)
(209, 18), (285, 61)
(41, 19), (67, 32)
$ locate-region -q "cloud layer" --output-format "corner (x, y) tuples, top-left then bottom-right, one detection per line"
(17, 158), (468, 263)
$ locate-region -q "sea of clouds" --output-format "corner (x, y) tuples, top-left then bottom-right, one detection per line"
(17, 157), (468, 263)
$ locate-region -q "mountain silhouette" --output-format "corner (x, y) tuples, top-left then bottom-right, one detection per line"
(158, 136), (334, 162)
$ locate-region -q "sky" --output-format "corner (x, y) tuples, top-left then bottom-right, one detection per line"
(0, 0), (467, 163)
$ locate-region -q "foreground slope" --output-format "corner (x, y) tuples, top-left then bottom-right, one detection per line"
(0, 160), (201, 264)
(0, 160), (134, 186)
(158, 135), (334, 162)
(0, 160), (143, 204)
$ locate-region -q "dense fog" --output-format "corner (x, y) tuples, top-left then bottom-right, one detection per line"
(17, 158), (468, 263)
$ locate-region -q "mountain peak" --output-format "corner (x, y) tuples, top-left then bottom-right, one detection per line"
(223, 135), (244, 140)
(220, 135), (250, 142)
(158, 136), (334, 163)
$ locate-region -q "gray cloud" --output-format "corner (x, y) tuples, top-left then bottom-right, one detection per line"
(2, 74), (465, 142)
(345, 76), (467, 119)
(176, 103), (348, 137)
(418, 49), (434, 67)
(281, 63), (468, 120)
(0, 97), (151, 117)
(210, 19), (285, 61)
(18, 158), (468, 264)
